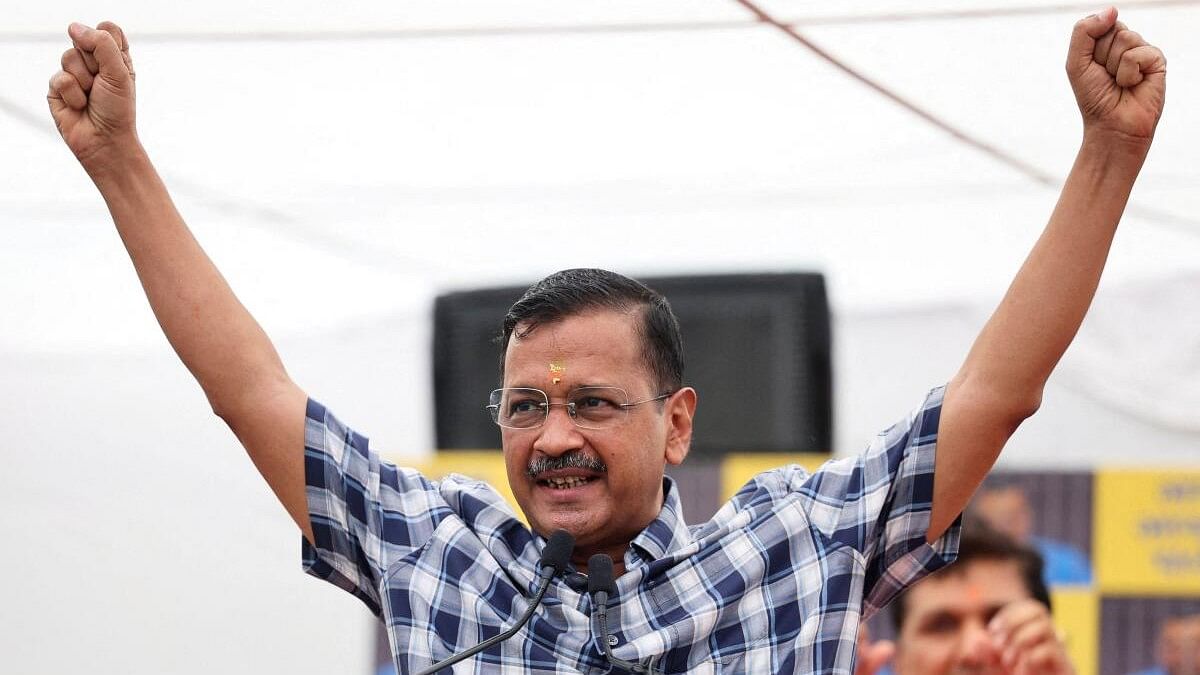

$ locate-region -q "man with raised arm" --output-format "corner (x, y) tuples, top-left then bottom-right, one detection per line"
(49, 8), (1165, 672)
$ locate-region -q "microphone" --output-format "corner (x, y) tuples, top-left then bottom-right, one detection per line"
(587, 554), (649, 674)
(415, 530), (575, 675)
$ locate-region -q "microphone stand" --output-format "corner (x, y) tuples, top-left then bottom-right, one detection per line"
(588, 554), (651, 674)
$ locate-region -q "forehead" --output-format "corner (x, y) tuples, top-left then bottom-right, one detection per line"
(904, 559), (1030, 618)
(503, 309), (648, 385)
(977, 487), (1029, 508)
(1165, 618), (1200, 641)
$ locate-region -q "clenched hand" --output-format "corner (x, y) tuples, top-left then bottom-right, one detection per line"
(47, 21), (138, 169)
(1067, 7), (1166, 144)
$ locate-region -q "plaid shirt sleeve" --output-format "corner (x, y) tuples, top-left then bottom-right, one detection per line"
(300, 398), (452, 616)
(789, 385), (960, 618)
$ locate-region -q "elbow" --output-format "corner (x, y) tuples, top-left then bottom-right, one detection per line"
(209, 391), (241, 428)
(209, 396), (234, 424)
(203, 378), (242, 422)
(997, 382), (1043, 428)
(950, 373), (1044, 433)
(1002, 392), (1042, 435)
(206, 370), (293, 427)
(1015, 390), (1043, 422)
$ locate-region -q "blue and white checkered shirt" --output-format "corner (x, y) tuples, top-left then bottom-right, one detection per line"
(303, 386), (959, 674)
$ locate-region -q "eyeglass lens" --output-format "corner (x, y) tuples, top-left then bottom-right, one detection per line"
(488, 387), (630, 429)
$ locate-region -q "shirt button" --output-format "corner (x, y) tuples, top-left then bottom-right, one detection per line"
(607, 635), (619, 647)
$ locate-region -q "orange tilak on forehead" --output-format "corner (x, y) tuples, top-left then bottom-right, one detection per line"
(965, 583), (984, 603)
(548, 360), (566, 385)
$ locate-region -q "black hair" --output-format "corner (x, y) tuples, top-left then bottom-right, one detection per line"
(499, 268), (684, 394)
(891, 517), (1052, 633)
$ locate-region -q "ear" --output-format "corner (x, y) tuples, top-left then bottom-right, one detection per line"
(663, 387), (697, 466)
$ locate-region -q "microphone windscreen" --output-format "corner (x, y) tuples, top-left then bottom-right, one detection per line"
(587, 554), (617, 596)
(539, 529), (576, 574)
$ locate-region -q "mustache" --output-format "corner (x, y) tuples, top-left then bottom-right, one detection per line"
(526, 452), (608, 478)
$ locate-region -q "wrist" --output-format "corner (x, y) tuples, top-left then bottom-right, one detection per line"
(1071, 129), (1151, 190)
(1080, 126), (1153, 163)
(80, 133), (150, 186)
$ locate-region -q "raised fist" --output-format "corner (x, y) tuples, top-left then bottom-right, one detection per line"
(1067, 7), (1166, 143)
(47, 22), (138, 167)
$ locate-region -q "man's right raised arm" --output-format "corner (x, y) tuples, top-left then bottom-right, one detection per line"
(49, 22), (314, 543)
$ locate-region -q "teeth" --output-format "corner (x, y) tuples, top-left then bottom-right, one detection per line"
(544, 476), (590, 489)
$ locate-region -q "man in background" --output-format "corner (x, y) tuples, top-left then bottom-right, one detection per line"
(857, 522), (1075, 675)
(974, 483), (1092, 586)
(1131, 614), (1200, 675)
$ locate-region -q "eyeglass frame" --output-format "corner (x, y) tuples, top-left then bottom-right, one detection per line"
(485, 386), (674, 430)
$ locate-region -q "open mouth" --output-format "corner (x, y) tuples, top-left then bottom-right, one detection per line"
(538, 475), (597, 490)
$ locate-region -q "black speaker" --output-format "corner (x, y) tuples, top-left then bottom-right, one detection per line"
(432, 273), (832, 457)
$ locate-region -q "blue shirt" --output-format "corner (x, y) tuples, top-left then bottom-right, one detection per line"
(302, 386), (960, 673)
(1032, 536), (1092, 586)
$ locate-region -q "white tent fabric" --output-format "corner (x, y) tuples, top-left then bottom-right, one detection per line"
(3, 2), (1199, 673)
(1062, 271), (1200, 431)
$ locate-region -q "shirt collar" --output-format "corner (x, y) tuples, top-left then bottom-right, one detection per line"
(627, 475), (690, 565)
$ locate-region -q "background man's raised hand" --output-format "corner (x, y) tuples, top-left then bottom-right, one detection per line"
(47, 22), (138, 169)
(1068, 7), (1166, 143)
(988, 599), (1076, 675)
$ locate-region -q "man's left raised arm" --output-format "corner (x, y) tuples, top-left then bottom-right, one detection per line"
(928, 7), (1166, 542)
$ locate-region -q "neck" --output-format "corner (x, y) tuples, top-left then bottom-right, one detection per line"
(575, 543), (630, 578)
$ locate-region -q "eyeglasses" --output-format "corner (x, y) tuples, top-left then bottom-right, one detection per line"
(486, 386), (672, 430)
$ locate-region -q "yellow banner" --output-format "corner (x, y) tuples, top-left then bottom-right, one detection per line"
(1095, 469), (1200, 595)
(1051, 588), (1099, 675)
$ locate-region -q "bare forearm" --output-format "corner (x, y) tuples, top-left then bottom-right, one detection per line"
(54, 21), (312, 540)
(87, 144), (291, 414)
(929, 134), (1150, 541)
(926, 8), (1164, 541)
(955, 131), (1149, 415)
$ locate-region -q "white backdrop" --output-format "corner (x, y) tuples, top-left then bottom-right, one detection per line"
(3, 2), (1199, 673)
